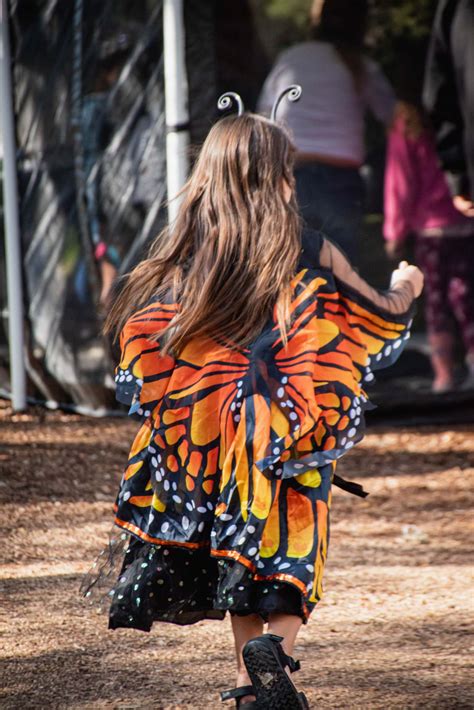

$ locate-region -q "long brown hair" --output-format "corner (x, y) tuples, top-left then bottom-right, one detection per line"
(310, 0), (368, 93)
(394, 101), (430, 141)
(105, 113), (302, 354)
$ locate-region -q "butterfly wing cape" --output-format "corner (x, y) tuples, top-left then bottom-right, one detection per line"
(112, 246), (414, 598)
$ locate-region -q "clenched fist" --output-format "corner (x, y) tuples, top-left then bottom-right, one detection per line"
(391, 260), (424, 298)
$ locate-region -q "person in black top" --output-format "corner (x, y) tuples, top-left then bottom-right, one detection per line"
(423, 0), (474, 217)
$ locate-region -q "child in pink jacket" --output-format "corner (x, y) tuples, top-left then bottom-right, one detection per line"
(384, 103), (474, 392)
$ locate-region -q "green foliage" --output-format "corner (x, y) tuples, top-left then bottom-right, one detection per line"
(262, 0), (312, 29)
(253, 0), (438, 64)
(369, 0), (438, 70)
(251, 0), (313, 56)
(371, 0), (437, 42)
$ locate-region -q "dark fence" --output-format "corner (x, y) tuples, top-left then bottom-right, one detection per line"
(1, 0), (267, 412)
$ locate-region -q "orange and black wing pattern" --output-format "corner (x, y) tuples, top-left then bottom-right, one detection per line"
(112, 265), (414, 617)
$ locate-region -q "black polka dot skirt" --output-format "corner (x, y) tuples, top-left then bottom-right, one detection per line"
(106, 535), (306, 632)
(81, 465), (334, 632)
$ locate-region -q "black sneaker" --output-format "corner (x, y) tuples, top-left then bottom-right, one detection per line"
(242, 633), (309, 709)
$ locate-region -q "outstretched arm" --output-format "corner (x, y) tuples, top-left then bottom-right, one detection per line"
(319, 238), (422, 314)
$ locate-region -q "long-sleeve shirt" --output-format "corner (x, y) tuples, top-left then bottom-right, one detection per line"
(258, 41), (395, 165)
(423, 0), (474, 198)
(383, 113), (473, 243)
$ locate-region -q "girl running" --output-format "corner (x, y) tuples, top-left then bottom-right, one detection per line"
(83, 102), (423, 709)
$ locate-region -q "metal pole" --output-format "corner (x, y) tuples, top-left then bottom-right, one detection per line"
(0, 0), (26, 411)
(71, 0), (102, 304)
(163, 0), (189, 226)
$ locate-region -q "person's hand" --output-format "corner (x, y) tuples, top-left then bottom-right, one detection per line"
(385, 240), (404, 260)
(391, 260), (424, 298)
(453, 195), (474, 217)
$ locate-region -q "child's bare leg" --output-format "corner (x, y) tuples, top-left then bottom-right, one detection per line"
(231, 613), (264, 699)
(267, 612), (302, 657)
(429, 331), (456, 391)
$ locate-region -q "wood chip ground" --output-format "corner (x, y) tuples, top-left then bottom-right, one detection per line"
(1, 404), (473, 709)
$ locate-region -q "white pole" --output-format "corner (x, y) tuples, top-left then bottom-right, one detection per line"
(0, 0), (26, 411)
(163, 0), (190, 226)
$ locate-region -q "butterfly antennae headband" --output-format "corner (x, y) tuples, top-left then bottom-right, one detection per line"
(217, 84), (302, 120)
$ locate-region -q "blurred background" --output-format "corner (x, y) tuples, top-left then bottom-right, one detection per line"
(0, 0), (473, 422)
(1, 3), (473, 708)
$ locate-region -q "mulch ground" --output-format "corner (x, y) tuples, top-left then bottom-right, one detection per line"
(0, 402), (473, 709)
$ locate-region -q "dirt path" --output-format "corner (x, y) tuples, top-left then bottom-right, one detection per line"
(0, 405), (473, 709)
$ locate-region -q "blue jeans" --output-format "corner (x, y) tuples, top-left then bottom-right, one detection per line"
(295, 162), (365, 264)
